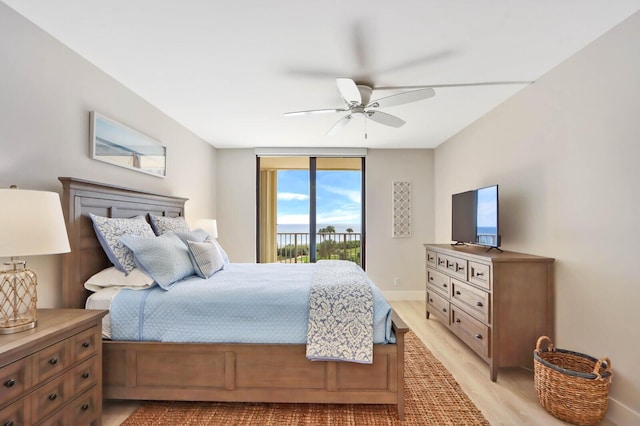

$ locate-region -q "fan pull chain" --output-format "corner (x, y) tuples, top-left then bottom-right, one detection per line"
(364, 116), (368, 140)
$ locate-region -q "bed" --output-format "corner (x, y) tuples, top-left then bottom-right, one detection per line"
(59, 177), (409, 419)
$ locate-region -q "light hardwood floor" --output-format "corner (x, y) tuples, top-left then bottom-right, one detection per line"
(103, 300), (615, 425)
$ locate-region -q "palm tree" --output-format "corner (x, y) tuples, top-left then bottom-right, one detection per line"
(346, 227), (354, 233)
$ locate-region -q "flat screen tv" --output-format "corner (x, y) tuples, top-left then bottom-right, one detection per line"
(451, 185), (500, 248)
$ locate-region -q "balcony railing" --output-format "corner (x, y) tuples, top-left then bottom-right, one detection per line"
(277, 232), (361, 266)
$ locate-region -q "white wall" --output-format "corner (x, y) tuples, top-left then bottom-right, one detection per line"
(0, 3), (217, 308)
(216, 148), (434, 297)
(434, 11), (640, 423)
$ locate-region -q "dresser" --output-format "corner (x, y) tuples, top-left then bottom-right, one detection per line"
(424, 244), (554, 381)
(0, 309), (107, 425)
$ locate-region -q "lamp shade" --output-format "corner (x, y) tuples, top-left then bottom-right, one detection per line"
(0, 189), (71, 257)
(194, 219), (218, 238)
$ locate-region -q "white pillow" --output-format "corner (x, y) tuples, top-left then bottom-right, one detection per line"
(84, 266), (155, 292)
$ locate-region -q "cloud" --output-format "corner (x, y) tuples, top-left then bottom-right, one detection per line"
(278, 192), (308, 201)
(277, 214), (310, 225)
(321, 185), (361, 204)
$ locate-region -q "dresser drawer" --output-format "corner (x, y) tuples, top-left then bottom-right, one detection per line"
(34, 341), (69, 385)
(427, 268), (450, 298)
(0, 396), (29, 426)
(436, 253), (467, 280)
(426, 290), (450, 325)
(451, 307), (490, 358)
(451, 278), (490, 324)
(469, 261), (491, 290)
(31, 374), (70, 420)
(67, 385), (100, 425)
(425, 250), (437, 267)
(72, 328), (98, 364)
(0, 357), (31, 406)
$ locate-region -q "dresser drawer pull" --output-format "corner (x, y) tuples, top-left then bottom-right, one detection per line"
(455, 290), (461, 295)
(455, 318), (461, 323)
(475, 334), (483, 340)
(429, 276), (434, 281)
(82, 341), (91, 348)
(81, 403), (90, 411)
(442, 283), (448, 288)
(429, 298), (433, 303)
(475, 272), (484, 277)
(477, 302), (484, 307)
(49, 357), (58, 365)
(442, 308), (447, 313)
(4, 378), (15, 388)
(48, 393), (57, 401)
(5, 420), (14, 426)
(457, 265), (465, 271)
(82, 372), (90, 379)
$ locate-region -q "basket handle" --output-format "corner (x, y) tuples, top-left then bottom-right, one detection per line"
(535, 336), (555, 354)
(593, 357), (612, 380)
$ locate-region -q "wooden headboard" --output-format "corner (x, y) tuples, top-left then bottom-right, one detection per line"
(59, 177), (188, 308)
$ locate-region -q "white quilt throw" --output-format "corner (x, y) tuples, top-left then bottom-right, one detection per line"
(306, 260), (374, 364)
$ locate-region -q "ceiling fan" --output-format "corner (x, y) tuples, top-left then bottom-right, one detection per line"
(284, 77), (531, 137)
(284, 78), (435, 136)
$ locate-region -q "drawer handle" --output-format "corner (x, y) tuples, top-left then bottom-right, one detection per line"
(455, 290), (461, 295)
(4, 378), (15, 388)
(48, 393), (57, 401)
(477, 302), (484, 307)
(442, 283), (448, 288)
(429, 298), (433, 303)
(429, 276), (434, 281)
(82, 372), (90, 379)
(455, 318), (461, 323)
(457, 265), (465, 271)
(49, 357), (58, 365)
(82, 341), (91, 348)
(442, 308), (447, 313)
(475, 334), (483, 340)
(476, 272), (484, 277)
(5, 421), (14, 426)
(81, 403), (90, 411)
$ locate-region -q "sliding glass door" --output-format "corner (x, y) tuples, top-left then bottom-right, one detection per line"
(257, 156), (365, 266)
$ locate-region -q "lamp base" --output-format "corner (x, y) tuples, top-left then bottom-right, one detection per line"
(0, 320), (36, 334)
(0, 261), (38, 334)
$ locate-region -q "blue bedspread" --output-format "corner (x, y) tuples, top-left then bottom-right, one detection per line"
(110, 262), (394, 344)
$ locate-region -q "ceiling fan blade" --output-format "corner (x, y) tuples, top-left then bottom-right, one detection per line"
(374, 81), (534, 91)
(284, 108), (348, 116)
(336, 78), (361, 105)
(368, 88), (435, 108)
(326, 114), (353, 136)
(366, 110), (405, 128)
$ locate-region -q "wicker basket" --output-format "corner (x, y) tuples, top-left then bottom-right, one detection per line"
(534, 336), (613, 425)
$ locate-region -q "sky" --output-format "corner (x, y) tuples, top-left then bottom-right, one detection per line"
(277, 169), (361, 227)
(476, 185), (498, 228)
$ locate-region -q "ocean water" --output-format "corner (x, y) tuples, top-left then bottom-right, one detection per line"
(277, 224), (361, 234)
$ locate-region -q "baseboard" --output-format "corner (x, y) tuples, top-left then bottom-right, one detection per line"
(607, 396), (640, 425)
(382, 291), (423, 301)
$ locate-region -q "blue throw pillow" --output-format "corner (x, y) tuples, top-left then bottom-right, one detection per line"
(175, 229), (230, 264)
(186, 240), (225, 278)
(120, 232), (195, 290)
(148, 214), (191, 236)
(89, 213), (155, 274)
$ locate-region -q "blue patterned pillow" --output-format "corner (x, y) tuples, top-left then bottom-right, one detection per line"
(186, 240), (225, 278)
(120, 232), (195, 290)
(89, 213), (155, 273)
(174, 229), (230, 264)
(148, 214), (191, 235)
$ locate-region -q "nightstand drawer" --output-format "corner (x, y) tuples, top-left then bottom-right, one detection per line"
(0, 357), (31, 405)
(72, 328), (98, 364)
(0, 395), (29, 426)
(31, 374), (70, 420)
(34, 341), (69, 385)
(72, 357), (98, 395)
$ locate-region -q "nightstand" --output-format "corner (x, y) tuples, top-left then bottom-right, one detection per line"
(0, 309), (107, 425)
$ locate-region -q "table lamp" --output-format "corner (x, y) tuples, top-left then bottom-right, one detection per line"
(0, 186), (70, 334)
(194, 219), (218, 238)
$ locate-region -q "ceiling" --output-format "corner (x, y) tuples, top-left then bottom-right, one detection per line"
(3, 1), (640, 149)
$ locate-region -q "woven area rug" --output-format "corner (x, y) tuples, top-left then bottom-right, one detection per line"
(122, 332), (488, 425)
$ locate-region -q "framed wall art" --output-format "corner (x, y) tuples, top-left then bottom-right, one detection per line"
(90, 111), (166, 178)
